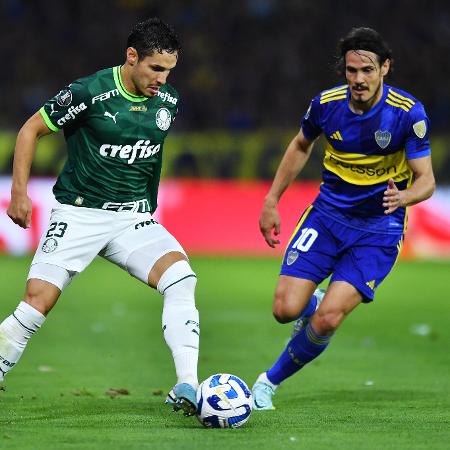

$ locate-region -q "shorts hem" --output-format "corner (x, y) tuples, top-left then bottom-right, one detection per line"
(279, 269), (323, 284)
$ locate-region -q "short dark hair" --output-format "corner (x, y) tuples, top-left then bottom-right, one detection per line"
(127, 18), (181, 60)
(336, 27), (393, 74)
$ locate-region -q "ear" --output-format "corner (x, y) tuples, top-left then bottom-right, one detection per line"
(380, 59), (390, 77)
(126, 47), (139, 66)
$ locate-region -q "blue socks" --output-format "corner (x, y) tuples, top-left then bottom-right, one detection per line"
(266, 323), (332, 385)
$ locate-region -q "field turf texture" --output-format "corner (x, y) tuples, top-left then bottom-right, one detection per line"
(0, 255), (449, 449)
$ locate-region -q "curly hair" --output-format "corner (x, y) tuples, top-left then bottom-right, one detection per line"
(127, 18), (181, 60)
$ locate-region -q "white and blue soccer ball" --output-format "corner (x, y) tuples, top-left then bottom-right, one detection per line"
(196, 373), (252, 428)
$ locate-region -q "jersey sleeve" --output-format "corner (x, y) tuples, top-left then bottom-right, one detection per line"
(405, 102), (431, 160)
(300, 95), (322, 141)
(39, 80), (90, 132)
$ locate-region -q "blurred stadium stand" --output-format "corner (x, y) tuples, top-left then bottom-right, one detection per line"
(1, 0), (449, 181)
(1, 1), (449, 258)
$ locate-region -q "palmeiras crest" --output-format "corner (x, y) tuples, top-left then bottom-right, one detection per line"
(374, 130), (391, 149)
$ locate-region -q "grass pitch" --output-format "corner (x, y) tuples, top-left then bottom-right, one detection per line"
(0, 255), (449, 449)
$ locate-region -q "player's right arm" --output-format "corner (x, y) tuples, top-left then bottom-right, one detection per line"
(7, 112), (53, 229)
(260, 129), (315, 247)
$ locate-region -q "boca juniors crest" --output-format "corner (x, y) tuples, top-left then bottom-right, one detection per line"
(374, 130), (391, 149)
(286, 250), (299, 266)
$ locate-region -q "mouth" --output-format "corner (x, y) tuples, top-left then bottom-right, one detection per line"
(352, 86), (368, 94)
(147, 86), (160, 96)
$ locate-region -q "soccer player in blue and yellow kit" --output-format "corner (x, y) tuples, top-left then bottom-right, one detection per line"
(252, 27), (435, 410)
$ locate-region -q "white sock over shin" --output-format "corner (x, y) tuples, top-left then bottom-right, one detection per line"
(0, 301), (46, 381)
(158, 261), (199, 388)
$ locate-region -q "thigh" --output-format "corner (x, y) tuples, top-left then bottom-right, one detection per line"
(101, 214), (187, 284)
(331, 232), (403, 302)
(31, 203), (113, 272)
(280, 206), (338, 283)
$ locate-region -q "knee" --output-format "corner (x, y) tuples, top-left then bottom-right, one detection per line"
(272, 287), (297, 324)
(312, 309), (344, 335)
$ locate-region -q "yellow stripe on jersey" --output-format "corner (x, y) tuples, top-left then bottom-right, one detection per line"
(321, 85), (348, 95)
(320, 94), (347, 104)
(388, 89), (415, 107)
(386, 98), (410, 112)
(321, 87), (348, 100)
(336, 131), (343, 140)
(285, 205), (314, 251)
(386, 95), (413, 112)
(323, 142), (412, 185)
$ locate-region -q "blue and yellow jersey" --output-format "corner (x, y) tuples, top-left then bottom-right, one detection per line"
(301, 84), (431, 233)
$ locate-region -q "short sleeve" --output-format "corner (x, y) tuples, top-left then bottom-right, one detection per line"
(405, 102), (431, 160)
(300, 96), (322, 141)
(39, 80), (90, 132)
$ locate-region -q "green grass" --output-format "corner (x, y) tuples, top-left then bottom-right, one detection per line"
(0, 255), (449, 449)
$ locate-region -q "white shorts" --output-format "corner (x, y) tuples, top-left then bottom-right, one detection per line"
(29, 202), (187, 286)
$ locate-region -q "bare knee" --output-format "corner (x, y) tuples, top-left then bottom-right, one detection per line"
(24, 279), (61, 316)
(312, 310), (344, 335)
(272, 287), (298, 324)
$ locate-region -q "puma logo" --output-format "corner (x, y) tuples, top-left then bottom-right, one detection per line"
(104, 111), (119, 124)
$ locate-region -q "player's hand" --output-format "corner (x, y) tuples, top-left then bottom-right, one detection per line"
(7, 193), (32, 228)
(383, 178), (406, 214)
(259, 199), (281, 248)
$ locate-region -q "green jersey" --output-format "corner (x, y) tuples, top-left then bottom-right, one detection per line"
(39, 66), (179, 213)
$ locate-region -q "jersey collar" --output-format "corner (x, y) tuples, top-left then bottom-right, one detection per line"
(113, 66), (149, 102)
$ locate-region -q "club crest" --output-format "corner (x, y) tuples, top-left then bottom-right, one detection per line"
(56, 89), (72, 107)
(156, 108), (171, 131)
(413, 120), (427, 138)
(286, 250), (299, 266)
(42, 238), (58, 253)
(374, 130), (391, 149)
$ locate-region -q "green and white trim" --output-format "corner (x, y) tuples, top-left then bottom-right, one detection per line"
(113, 66), (149, 103)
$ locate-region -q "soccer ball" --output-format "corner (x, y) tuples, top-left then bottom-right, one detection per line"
(196, 373), (252, 428)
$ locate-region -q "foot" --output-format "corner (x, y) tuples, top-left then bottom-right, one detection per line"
(252, 379), (276, 411)
(292, 288), (325, 337)
(165, 383), (198, 416)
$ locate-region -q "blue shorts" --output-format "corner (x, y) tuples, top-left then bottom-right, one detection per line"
(280, 205), (404, 302)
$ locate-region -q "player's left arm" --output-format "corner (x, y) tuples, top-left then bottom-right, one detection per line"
(383, 156), (435, 214)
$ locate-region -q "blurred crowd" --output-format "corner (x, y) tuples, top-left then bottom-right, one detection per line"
(2, 0), (449, 132)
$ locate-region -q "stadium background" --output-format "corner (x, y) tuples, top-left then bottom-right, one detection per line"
(1, 2), (449, 448)
(1, 0), (449, 258)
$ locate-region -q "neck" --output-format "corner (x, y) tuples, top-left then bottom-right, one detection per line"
(120, 64), (139, 96)
(349, 82), (384, 115)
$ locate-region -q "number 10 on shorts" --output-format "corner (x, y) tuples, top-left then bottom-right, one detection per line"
(292, 228), (318, 252)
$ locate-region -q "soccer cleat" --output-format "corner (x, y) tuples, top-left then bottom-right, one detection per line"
(252, 380), (276, 411)
(165, 383), (198, 416)
(292, 288), (326, 338)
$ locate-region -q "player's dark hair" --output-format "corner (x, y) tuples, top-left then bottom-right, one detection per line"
(335, 27), (393, 74)
(127, 18), (181, 60)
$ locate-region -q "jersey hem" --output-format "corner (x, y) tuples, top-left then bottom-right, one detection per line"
(313, 203), (405, 235)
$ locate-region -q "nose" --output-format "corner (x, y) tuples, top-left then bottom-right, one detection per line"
(156, 72), (168, 86)
(355, 70), (365, 84)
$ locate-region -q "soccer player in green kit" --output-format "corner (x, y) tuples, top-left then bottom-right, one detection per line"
(2, 18), (199, 416)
